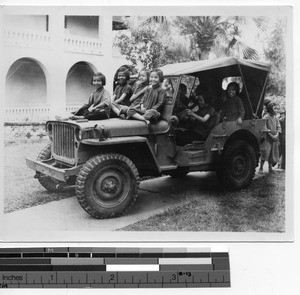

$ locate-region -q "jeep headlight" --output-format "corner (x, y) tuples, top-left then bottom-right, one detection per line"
(47, 123), (53, 139)
(75, 127), (82, 141)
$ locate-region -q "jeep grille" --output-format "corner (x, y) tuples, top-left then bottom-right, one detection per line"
(51, 122), (77, 165)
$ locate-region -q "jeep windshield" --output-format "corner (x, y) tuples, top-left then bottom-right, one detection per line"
(160, 57), (271, 119)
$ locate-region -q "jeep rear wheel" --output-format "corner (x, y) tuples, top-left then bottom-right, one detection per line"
(218, 140), (256, 190)
(37, 144), (63, 192)
(76, 154), (140, 219)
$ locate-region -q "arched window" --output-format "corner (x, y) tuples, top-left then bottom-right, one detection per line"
(66, 62), (95, 105)
(6, 58), (47, 106)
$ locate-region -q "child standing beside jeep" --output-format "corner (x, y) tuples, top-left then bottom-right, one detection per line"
(127, 68), (166, 125)
(259, 102), (281, 173)
(220, 82), (245, 125)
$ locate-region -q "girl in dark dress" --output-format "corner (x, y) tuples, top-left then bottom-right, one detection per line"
(127, 69), (166, 125)
(220, 82), (245, 125)
(111, 68), (133, 117)
(176, 91), (216, 145)
(126, 69), (150, 119)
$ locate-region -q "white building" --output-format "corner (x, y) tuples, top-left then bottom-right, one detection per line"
(0, 6), (128, 122)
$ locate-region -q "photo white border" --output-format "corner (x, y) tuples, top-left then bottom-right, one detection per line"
(0, 0), (299, 294)
(0, 2), (294, 243)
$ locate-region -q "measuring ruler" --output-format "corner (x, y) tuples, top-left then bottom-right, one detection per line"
(0, 247), (230, 288)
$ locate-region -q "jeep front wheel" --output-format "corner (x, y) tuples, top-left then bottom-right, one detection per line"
(218, 140), (256, 190)
(76, 154), (140, 219)
(37, 144), (63, 192)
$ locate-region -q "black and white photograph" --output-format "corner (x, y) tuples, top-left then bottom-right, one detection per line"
(0, 5), (293, 242)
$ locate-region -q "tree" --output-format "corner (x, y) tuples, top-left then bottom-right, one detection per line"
(113, 17), (191, 68)
(176, 16), (268, 60)
(113, 15), (270, 69)
(264, 18), (286, 97)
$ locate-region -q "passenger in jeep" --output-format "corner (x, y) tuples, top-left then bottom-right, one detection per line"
(55, 72), (111, 121)
(175, 83), (207, 128)
(219, 82), (245, 125)
(174, 83), (190, 125)
(176, 89), (216, 146)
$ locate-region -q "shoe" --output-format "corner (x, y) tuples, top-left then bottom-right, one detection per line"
(258, 169), (264, 174)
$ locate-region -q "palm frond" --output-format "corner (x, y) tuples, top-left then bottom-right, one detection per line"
(252, 17), (269, 32)
(236, 41), (259, 60)
(141, 16), (170, 30)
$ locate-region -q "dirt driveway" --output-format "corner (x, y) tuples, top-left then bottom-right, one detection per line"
(3, 172), (215, 233)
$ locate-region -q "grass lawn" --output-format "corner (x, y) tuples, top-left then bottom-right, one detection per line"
(119, 171), (285, 232)
(4, 140), (74, 213)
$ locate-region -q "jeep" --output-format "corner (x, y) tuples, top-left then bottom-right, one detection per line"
(26, 57), (270, 219)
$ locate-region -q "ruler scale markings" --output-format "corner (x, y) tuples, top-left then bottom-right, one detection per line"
(0, 254), (21, 258)
(0, 259), (51, 264)
(0, 248), (230, 288)
(51, 258), (104, 265)
(44, 253), (68, 258)
(92, 253), (115, 258)
(160, 264), (213, 271)
(106, 265), (159, 272)
(159, 258), (212, 264)
(104, 258), (158, 264)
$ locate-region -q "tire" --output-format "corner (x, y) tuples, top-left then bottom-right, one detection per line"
(76, 153), (140, 219)
(217, 140), (256, 191)
(166, 167), (190, 178)
(37, 144), (63, 192)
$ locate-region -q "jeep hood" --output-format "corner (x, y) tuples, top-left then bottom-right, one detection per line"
(49, 118), (150, 138)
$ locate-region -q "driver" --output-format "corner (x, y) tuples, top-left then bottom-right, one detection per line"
(176, 89), (216, 146)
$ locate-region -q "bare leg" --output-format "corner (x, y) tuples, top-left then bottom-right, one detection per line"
(55, 114), (72, 121)
(131, 113), (147, 122)
(258, 159), (264, 174)
(111, 104), (121, 116)
(70, 115), (85, 120)
(268, 162), (274, 173)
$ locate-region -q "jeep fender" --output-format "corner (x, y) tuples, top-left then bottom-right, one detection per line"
(78, 136), (161, 176)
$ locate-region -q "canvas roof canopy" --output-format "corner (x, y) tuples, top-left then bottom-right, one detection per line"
(160, 57), (271, 118)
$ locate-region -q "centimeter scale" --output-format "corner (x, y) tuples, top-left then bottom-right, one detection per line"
(0, 247), (230, 288)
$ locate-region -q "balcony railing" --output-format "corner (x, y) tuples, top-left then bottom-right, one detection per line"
(5, 106), (51, 122)
(5, 105), (82, 123)
(4, 29), (51, 50)
(3, 29), (103, 56)
(64, 35), (102, 55)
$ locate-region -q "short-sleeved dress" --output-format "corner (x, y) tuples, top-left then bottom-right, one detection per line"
(129, 84), (166, 122)
(73, 87), (111, 120)
(126, 82), (149, 117)
(112, 82), (133, 108)
(176, 104), (216, 145)
(261, 113), (282, 164)
(220, 95), (245, 122)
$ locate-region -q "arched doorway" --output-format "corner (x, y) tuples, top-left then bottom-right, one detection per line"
(66, 62), (96, 105)
(6, 58), (47, 106)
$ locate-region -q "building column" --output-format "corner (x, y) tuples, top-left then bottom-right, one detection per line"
(47, 8), (67, 118)
(98, 15), (115, 95)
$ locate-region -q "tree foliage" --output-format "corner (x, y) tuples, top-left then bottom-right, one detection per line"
(264, 19), (286, 97)
(113, 18), (191, 68)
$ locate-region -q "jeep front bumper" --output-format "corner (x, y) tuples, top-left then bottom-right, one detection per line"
(26, 158), (82, 182)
